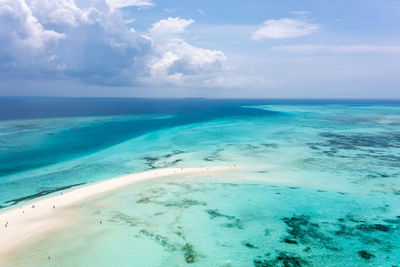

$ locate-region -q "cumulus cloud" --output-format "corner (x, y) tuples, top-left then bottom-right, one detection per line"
(144, 17), (226, 85)
(0, 0), (64, 51)
(0, 0), (151, 85)
(252, 18), (319, 40)
(271, 44), (400, 54)
(25, 0), (87, 27)
(0, 1), (226, 88)
(149, 17), (194, 36)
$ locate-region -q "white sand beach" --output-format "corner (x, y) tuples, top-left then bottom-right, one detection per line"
(0, 166), (244, 257)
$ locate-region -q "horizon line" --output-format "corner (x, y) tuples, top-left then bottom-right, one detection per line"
(1, 96), (400, 101)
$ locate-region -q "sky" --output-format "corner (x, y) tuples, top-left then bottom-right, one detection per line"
(0, 0), (399, 98)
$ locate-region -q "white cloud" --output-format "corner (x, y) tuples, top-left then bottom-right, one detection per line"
(25, 0), (87, 27)
(252, 18), (320, 40)
(0, 2), (227, 89)
(0, 0), (151, 85)
(149, 17), (194, 36)
(145, 17), (226, 85)
(271, 44), (400, 54)
(0, 0), (64, 51)
(148, 41), (225, 81)
(106, 0), (153, 9)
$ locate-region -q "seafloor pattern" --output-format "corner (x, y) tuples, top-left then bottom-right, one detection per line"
(6, 176), (400, 266)
(1, 102), (400, 266)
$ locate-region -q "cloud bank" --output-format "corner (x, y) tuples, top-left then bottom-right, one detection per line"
(0, 0), (153, 85)
(0, 0), (225, 87)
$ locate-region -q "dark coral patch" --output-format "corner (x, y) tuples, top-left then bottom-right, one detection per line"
(319, 132), (400, 150)
(283, 238), (298, 244)
(141, 150), (186, 169)
(358, 250), (375, 260)
(276, 252), (308, 266)
(242, 241), (258, 249)
(260, 143), (279, 149)
(253, 258), (272, 267)
(141, 156), (159, 169)
(182, 243), (197, 263)
(139, 229), (176, 251)
(282, 215), (331, 246)
(163, 198), (206, 208)
(205, 209), (244, 229)
(254, 252), (309, 267)
(356, 223), (391, 233)
(108, 212), (138, 227)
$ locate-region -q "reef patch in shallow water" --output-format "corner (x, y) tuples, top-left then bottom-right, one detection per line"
(140, 150), (186, 169)
(356, 223), (391, 233)
(242, 241), (258, 249)
(358, 250), (375, 260)
(139, 229), (176, 251)
(163, 198), (207, 209)
(333, 214), (400, 254)
(182, 243), (197, 263)
(282, 215), (333, 249)
(254, 251), (309, 267)
(2, 183), (85, 208)
(206, 209), (244, 229)
(108, 212), (139, 227)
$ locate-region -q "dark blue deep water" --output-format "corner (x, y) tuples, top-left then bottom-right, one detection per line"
(1, 97), (398, 178)
(1, 97), (399, 120)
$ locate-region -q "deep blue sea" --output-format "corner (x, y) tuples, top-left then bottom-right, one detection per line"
(1, 97), (400, 266)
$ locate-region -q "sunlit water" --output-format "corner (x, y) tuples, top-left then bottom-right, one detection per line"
(1, 98), (400, 266)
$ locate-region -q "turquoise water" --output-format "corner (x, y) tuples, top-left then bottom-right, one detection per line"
(1, 98), (400, 266)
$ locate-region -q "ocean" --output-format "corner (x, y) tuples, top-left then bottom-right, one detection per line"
(1, 97), (400, 266)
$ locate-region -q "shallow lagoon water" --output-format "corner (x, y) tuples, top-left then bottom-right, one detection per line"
(1, 98), (400, 266)
(5, 172), (400, 266)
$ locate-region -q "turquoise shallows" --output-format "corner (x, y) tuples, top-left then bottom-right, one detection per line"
(1, 98), (400, 266)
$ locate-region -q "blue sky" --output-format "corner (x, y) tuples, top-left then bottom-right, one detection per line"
(0, 0), (399, 98)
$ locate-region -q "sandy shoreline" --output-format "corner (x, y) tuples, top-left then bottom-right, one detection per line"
(0, 166), (243, 256)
